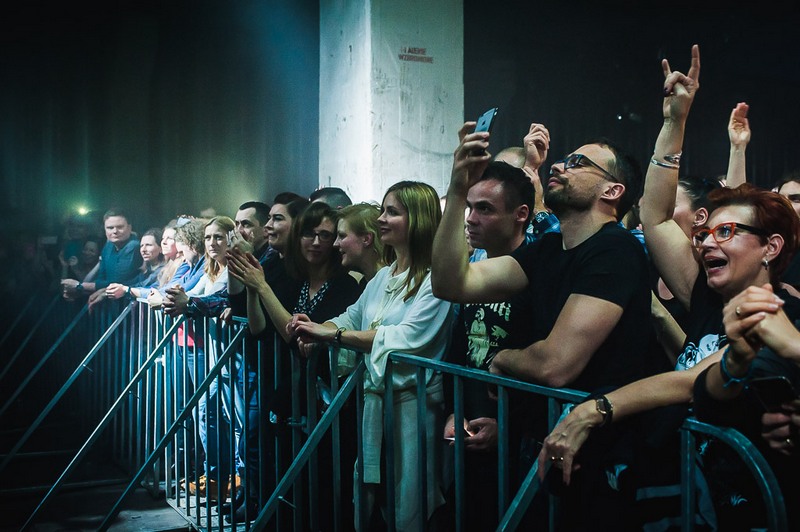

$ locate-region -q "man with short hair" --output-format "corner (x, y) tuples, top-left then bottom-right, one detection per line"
(61, 208), (142, 299)
(433, 123), (657, 529)
(309, 186), (352, 209)
(234, 201), (271, 260)
(443, 161), (537, 529)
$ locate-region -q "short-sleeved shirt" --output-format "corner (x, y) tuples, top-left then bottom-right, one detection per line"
(511, 221), (656, 392)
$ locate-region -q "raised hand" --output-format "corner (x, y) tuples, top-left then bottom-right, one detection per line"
(662, 44), (701, 121)
(449, 122), (492, 195)
(227, 248), (265, 290)
(523, 122), (551, 174)
(728, 102), (751, 148)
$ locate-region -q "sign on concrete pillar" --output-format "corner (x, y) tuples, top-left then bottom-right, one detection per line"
(320, 0), (464, 204)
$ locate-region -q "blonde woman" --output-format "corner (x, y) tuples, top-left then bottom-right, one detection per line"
(289, 181), (454, 531)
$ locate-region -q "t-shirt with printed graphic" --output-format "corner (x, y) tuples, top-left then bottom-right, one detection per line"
(448, 271), (536, 419)
(676, 270), (725, 371)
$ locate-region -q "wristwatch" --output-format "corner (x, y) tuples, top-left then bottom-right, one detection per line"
(75, 282), (84, 293)
(595, 395), (613, 427)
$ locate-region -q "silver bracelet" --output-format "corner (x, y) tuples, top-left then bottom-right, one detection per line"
(650, 158), (680, 170)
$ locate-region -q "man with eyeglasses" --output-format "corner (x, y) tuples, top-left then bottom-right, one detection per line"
(432, 122), (658, 529)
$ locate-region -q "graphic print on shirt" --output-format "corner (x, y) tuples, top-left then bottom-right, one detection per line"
(675, 332), (726, 371)
(462, 302), (512, 370)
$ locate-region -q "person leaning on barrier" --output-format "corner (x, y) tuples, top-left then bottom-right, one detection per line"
(227, 194), (309, 523)
(227, 201), (361, 525)
(61, 208), (143, 300)
(432, 114), (654, 527)
(536, 44), (800, 528)
(163, 216), (236, 502)
(694, 282), (800, 529)
(289, 181), (454, 531)
(164, 216), (233, 318)
(93, 227), (166, 307)
(440, 160), (537, 530)
(147, 218), (207, 309)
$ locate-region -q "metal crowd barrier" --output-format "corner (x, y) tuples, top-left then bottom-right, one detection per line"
(3, 296), (790, 532)
(386, 353), (790, 532)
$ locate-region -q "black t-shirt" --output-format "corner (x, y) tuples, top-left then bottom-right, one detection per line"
(448, 243), (538, 419)
(511, 221), (657, 392)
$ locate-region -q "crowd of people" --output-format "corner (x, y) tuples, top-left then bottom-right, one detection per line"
(26, 44), (800, 530)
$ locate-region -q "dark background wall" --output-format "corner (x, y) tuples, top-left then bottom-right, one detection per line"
(2, 1), (799, 240)
(1, 0), (321, 237)
(465, 1), (800, 190)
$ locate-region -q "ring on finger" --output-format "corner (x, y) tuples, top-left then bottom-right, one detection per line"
(786, 438), (794, 447)
(735, 306), (742, 317)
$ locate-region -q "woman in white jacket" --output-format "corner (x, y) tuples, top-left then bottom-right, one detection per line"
(289, 181), (454, 531)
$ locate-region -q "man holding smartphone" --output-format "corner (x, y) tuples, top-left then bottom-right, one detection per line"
(433, 122), (658, 529)
(441, 160), (536, 529)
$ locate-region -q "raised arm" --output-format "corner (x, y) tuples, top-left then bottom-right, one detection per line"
(226, 248), (290, 339)
(725, 102), (750, 188)
(522, 123), (551, 215)
(640, 44), (702, 309)
(432, 122), (529, 302)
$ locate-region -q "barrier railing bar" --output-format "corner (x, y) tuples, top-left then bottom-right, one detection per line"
(452, 375), (465, 532)
(383, 358), (396, 532)
(415, 366), (428, 532)
(496, 385), (510, 519)
(329, 349), (342, 532)
(19, 313), (184, 530)
(96, 323), (246, 532)
(680, 417), (788, 532)
(0, 303), (132, 475)
(253, 358), (367, 531)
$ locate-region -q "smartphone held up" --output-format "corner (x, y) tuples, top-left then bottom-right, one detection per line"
(472, 107), (498, 155)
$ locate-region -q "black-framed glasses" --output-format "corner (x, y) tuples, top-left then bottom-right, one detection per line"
(691, 222), (768, 248)
(550, 153), (619, 183)
(301, 229), (335, 243)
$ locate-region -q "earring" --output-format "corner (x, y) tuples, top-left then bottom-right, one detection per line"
(762, 258), (770, 270)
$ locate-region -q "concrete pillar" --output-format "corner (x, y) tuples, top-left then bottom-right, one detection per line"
(319, 0), (464, 203)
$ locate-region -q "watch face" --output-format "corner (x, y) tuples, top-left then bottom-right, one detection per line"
(596, 397), (609, 415)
